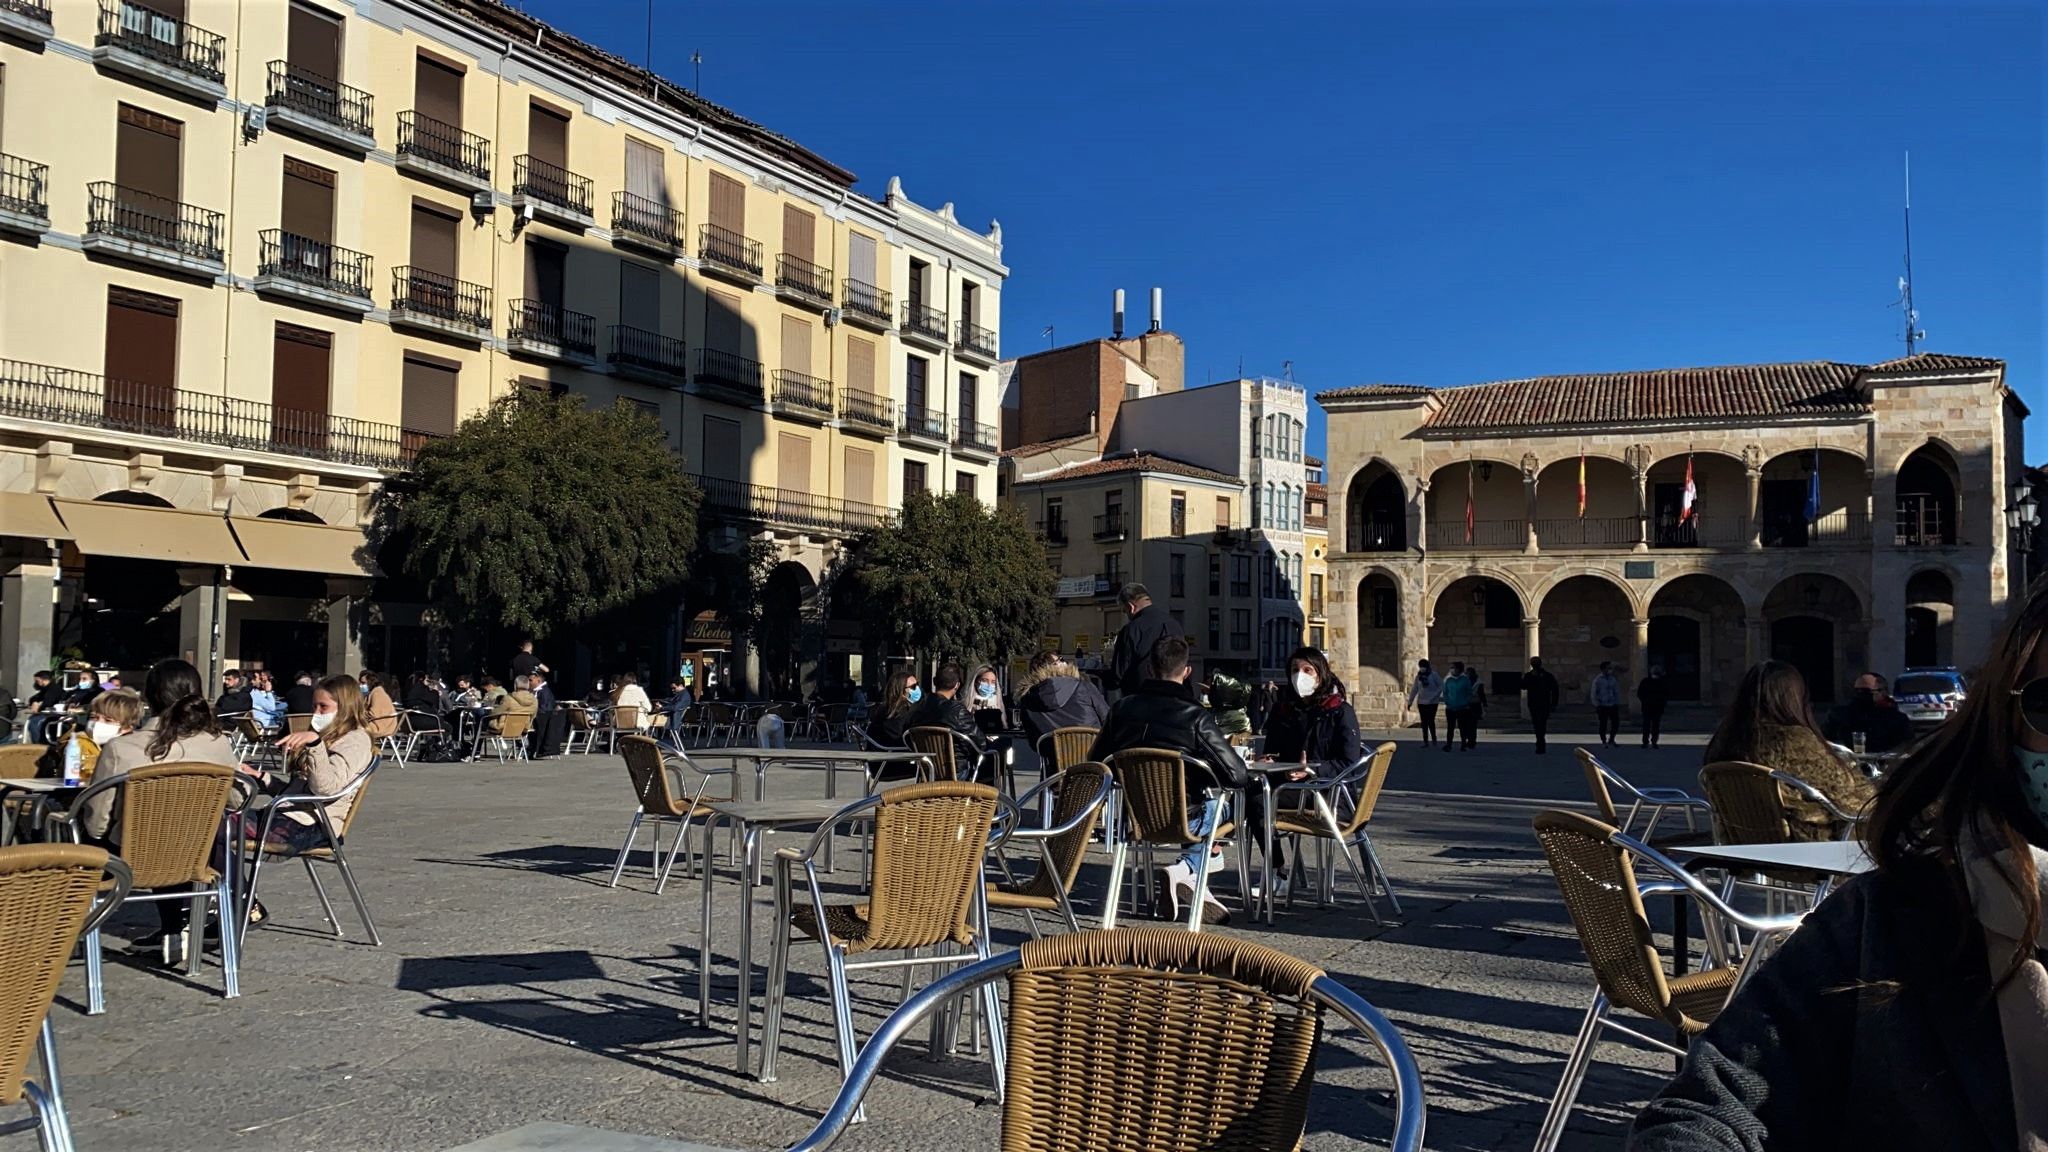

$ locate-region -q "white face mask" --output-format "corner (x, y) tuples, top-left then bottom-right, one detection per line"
(1292, 671), (1318, 697)
(309, 711), (336, 732)
(89, 720), (121, 744)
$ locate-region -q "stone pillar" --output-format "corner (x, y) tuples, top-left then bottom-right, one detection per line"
(1522, 457), (1540, 555)
(324, 577), (368, 677)
(1745, 615), (1766, 669)
(1632, 450), (1651, 553)
(1746, 452), (1765, 551)
(1, 556), (56, 701)
(177, 566), (224, 689)
(1522, 616), (1541, 664)
(1413, 478), (1429, 553)
(1630, 617), (1650, 716)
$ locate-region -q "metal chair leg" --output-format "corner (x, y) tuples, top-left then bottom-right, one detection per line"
(609, 811), (644, 888)
(824, 944), (864, 1122)
(1100, 841), (1128, 929)
(83, 927), (104, 1016)
(23, 1077), (67, 1152)
(1533, 992), (1609, 1152)
(183, 890), (205, 976)
(760, 908), (792, 1083)
(215, 877), (240, 999)
(655, 817), (691, 894)
(34, 1017), (73, 1152)
(329, 848), (382, 946)
(1359, 829), (1402, 915)
(303, 856), (343, 936)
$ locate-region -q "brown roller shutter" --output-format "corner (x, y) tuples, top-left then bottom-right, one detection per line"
(527, 102), (568, 169)
(843, 446), (873, 507)
(781, 204), (814, 263)
(400, 355), (458, 436)
(271, 323), (332, 452)
(845, 336), (875, 393)
(707, 171), (744, 234)
(625, 137), (665, 204)
(280, 157), (335, 243)
(140, 0), (185, 17)
(780, 314), (812, 376)
(524, 240), (565, 309)
(104, 287), (178, 431)
(704, 290), (742, 354)
(409, 201), (458, 277)
(414, 55), (463, 127)
(287, 1), (341, 81)
(115, 104), (181, 203)
(619, 261), (658, 331)
(777, 432), (811, 492)
(701, 415), (740, 481)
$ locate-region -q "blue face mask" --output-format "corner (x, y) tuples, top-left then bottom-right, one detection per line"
(907, 686), (922, 704)
(976, 682), (997, 698)
(2018, 745), (2048, 827)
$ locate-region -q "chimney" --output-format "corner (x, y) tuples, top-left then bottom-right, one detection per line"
(1149, 287), (1163, 333)
(1112, 288), (1125, 340)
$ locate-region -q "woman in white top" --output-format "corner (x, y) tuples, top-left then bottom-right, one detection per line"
(611, 672), (653, 731)
(1404, 659), (1445, 747)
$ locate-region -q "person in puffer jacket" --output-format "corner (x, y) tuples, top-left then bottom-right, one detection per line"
(1015, 651), (1111, 744)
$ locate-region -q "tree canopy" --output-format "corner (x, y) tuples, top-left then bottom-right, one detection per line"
(369, 393), (700, 637)
(828, 490), (1053, 667)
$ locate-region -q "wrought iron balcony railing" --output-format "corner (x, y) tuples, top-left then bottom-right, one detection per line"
(691, 473), (889, 535)
(698, 222), (763, 278)
(838, 388), (894, 432)
(512, 154), (593, 217)
(607, 325), (686, 376)
(902, 301), (950, 343)
(953, 420), (997, 454)
(1093, 513), (1128, 540)
(1533, 516), (1640, 549)
(1, 0), (51, 27)
(0, 153), (48, 221)
(508, 299), (596, 357)
(96, 0), (224, 83)
(899, 406), (948, 441)
(390, 266), (491, 332)
(1427, 519), (1527, 550)
(1039, 520), (1069, 546)
(258, 229), (372, 300)
(85, 182), (222, 262)
(841, 279), (892, 326)
(695, 347), (764, 398)
(265, 60), (373, 138)
(770, 369), (834, 417)
(612, 192), (682, 251)
(775, 253), (833, 304)
(1651, 514), (1748, 549)
(396, 111), (491, 181)
(956, 319), (998, 359)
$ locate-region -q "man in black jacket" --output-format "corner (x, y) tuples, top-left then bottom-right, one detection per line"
(1522, 657), (1560, 754)
(1823, 672), (1916, 753)
(900, 663), (979, 739)
(282, 671), (318, 716)
(1108, 583), (1175, 697)
(216, 669), (255, 718)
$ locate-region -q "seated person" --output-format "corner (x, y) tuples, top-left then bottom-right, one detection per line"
(1015, 651), (1111, 744)
(1089, 636), (1249, 923)
(215, 668), (254, 718)
(248, 671), (285, 728)
(900, 663), (979, 741)
(282, 672), (318, 717)
(1256, 647), (1364, 882)
(967, 665), (1008, 732)
(469, 675), (537, 757)
(401, 672), (443, 731)
(612, 672), (654, 730)
(1705, 660), (1875, 838)
(863, 668), (921, 749)
(360, 671), (400, 741)
(1823, 671), (1916, 753)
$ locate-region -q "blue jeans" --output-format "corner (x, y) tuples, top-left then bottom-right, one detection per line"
(1177, 796), (1232, 872)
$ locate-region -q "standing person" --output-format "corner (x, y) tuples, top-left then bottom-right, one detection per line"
(509, 639), (548, 686)
(1637, 664), (1669, 748)
(1703, 661), (1874, 839)
(1591, 661), (1623, 747)
(1440, 661), (1472, 752)
(1523, 657), (1561, 754)
(1016, 651), (1111, 744)
(1108, 584), (1175, 697)
(1405, 659), (1444, 747)
(1461, 665), (1487, 751)
(1629, 582), (2048, 1151)
(530, 669), (567, 758)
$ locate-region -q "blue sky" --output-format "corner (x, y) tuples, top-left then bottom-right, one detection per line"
(522, 0), (2044, 459)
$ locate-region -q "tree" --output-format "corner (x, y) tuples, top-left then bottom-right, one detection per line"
(369, 393), (700, 637)
(827, 490), (1054, 668)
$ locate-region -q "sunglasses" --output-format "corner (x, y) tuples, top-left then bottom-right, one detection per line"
(2013, 677), (2048, 736)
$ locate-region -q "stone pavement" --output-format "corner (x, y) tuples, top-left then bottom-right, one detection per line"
(2, 727), (1715, 1152)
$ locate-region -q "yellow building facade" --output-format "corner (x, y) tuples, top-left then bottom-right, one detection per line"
(0, 0), (1005, 695)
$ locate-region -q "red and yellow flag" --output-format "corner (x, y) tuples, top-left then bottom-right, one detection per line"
(1576, 453), (1587, 518)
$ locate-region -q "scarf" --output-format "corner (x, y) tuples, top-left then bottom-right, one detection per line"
(1962, 822), (2048, 1151)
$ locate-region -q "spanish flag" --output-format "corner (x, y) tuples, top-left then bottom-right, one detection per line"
(1577, 453), (1587, 519)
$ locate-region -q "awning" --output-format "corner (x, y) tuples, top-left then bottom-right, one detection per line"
(50, 499), (245, 566)
(227, 516), (377, 577)
(0, 493), (70, 541)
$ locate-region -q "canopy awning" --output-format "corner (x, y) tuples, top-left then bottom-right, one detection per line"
(50, 500), (244, 566)
(227, 516), (376, 577)
(0, 493), (70, 541)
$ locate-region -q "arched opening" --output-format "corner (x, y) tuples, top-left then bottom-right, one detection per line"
(1534, 456), (1637, 548)
(92, 490), (174, 508)
(1763, 574), (1865, 703)
(1428, 574), (1524, 702)
(257, 506), (325, 524)
(1537, 575), (1634, 702)
(1647, 452), (1746, 547)
(1425, 460), (1525, 550)
(757, 562), (817, 701)
(1647, 575), (1746, 704)
(1345, 462), (1406, 552)
(1759, 448), (1868, 547)
(1904, 569), (1955, 667)
(1355, 572), (1402, 708)
(1896, 445), (1960, 547)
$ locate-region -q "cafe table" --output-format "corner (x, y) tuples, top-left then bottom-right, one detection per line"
(687, 747), (927, 802)
(0, 777), (80, 845)
(1671, 839), (1874, 877)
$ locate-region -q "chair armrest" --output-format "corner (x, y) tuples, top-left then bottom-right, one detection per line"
(1615, 830), (1815, 935)
(1767, 770), (1867, 825)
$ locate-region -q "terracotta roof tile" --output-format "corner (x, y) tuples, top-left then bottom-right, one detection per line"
(1323, 384), (1433, 399)
(1867, 353), (2006, 372)
(1001, 434), (1095, 458)
(1028, 452), (1242, 487)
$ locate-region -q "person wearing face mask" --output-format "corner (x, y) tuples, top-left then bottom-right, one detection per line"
(1824, 671), (1916, 755)
(966, 665), (1007, 733)
(265, 675), (373, 846)
(899, 663), (980, 741)
(65, 670), (103, 711)
(864, 668), (921, 749)
(1404, 660), (1444, 747)
(1630, 583), (2048, 1152)
(39, 687), (145, 782)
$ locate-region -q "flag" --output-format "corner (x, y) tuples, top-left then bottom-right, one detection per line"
(1679, 455), (1697, 523)
(1465, 460), (1476, 544)
(1576, 453), (1587, 519)
(1804, 447), (1821, 524)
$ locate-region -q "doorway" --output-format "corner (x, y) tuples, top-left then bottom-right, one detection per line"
(1646, 616), (1701, 701)
(1770, 616), (1835, 702)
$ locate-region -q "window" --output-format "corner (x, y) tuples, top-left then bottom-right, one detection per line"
(409, 200), (459, 280)
(906, 354), (928, 414)
(903, 459), (927, 495)
(782, 203), (815, 262)
(846, 336), (876, 394)
(270, 322), (331, 449)
(1208, 556), (1220, 597)
(280, 156), (335, 245)
(848, 231), (878, 288)
(705, 289), (743, 354)
(1169, 553), (1186, 598)
(843, 446), (874, 506)
(624, 136), (666, 206)
(1046, 498), (1065, 537)
(104, 287), (179, 428)
(287, 1), (342, 82)
(115, 104), (182, 240)
(781, 314), (814, 375)
(1169, 490), (1186, 537)
(1249, 414), (1261, 459)
(1260, 552), (1274, 599)
(707, 170), (745, 235)
(1208, 609), (1221, 651)
(1231, 609), (1251, 651)
(777, 431), (811, 492)
(907, 258), (929, 309)
(958, 372), (977, 428)
(960, 279), (978, 324)
(414, 54), (464, 128)
(1310, 573), (1324, 615)
(956, 471), (976, 499)
(524, 238), (566, 311)
(1216, 496), (1231, 530)
(619, 261), (659, 332)
(1290, 553), (1303, 595)
(1309, 624), (1326, 650)
(1170, 608), (1185, 635)
(527, 100), (569, 171)
(1103, 551), (1122, 585)
(399, 354), (458, 454)
(701, 415), (741, 481)
(1230, 555), (1252, 598)
(1105, 489), (1123, 533)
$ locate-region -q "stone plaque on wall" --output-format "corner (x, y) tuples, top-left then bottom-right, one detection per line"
(1624, 560), (1656, 580)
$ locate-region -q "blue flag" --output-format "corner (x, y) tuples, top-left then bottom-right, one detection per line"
(1804, 448), (1821, 523)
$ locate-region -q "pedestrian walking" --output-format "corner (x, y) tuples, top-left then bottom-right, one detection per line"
(1405, 659), (1444, 746)
(1523, 657), (1560, 754)
(1462, 665), (1486, 750)
(1637, 665), (1668, 747)
(1440, 661), (1472, 751)
(1591, 661), (1622, 746)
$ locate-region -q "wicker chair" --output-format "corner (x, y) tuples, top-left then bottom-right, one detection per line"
(1033, 726), (1099, 775)
(236, 760), (380, 950)
(904, 725), (986, 783)
(561, 704), (597, 756)
(987, 764), (1114, 937)
(1698, 759), (1863, 902)
(1577, 747), (1710, 843)
(0, 845), (131, 1152)
(760, 782), (1008, 1089)
(0, 747), (46, 844)
(608, 736), (730, 894)
(46, 763), (240, 1015)
(478, 710), (533, 763)
(785, 926), (1427, 1152)
(1101, 748), (1249, 932)
(1270, 741), (1400, 923)
(1529, 809), (1807, 1152)
(284, 713), (313, 735)
(0, 745), (43, 775)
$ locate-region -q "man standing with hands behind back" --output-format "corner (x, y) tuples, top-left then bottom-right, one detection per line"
(1522, 657), (1560, 755)
(1108, 583), (1174, 698)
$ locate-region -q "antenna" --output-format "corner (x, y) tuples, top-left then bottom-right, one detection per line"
(692, 50), (703, 95)
(1282, 360), (1294, 381)
(643, 0), (653, 70)
(1896, 151), (1925, 354)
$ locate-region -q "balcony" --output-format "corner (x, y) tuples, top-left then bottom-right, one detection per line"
(1427, 519), (1526, 551)
(0, 0), (51, 45)
(953, 419), (998, 458)
(841, 279), (892, 331)
(265, 61), (374, 153)
(769, 369), (834, 423)
(507, 299), (596, 363)
(0, 358), (418, 470)
(775, 253), (834, 309)
(511, 155), (594, 230)
(692, 473), (889, 537)
(92, 0), (225, 102)
(1651, 514), (1748, 549)
(1093, 513), (1128, 541)
(395, 111), (492, 195)
(1213, 525), (1241, 545)
(1095, 574), (1125, 601)
(1344, 520), (1405, 552)
(611, 192), (682, 258)
(698, 222), (762, 283)
(253, 230), (373, 314)
(693, 347), (764, 404)
(1761, 509), (1870, 548)
(389, 266), (491, 342)
(82, 182), (223, 277)
(837, 388), (894, 437)
(899, 406), (948, 445)
(1534, 516), (1640, 550)
(0, 153), (48, 236)
(1039, 520), (1069, 547)
(607, 325), (687, 385)
(956, 319), (998, 364)
(901, 302), (950, 350)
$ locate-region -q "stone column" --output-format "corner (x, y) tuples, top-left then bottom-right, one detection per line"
(324, 577), (369, 677)
(1632, 448), (1651, 553)
(1522, 454), (1540, 555)
(1522, 616), (1541, 664)
(1, 556), (56, 700)
(177, 566), (224, 689)
(1630, 617), (1650, 717)
(1413, 477), (1429, 554)
(1745, 448), (1765, 551)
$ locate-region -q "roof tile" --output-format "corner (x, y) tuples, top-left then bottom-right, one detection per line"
(1028, 452), (1242, 487)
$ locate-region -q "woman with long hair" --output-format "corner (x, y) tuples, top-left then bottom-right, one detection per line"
(1257, 647), (1365, 883)
(1702, 659), (1874, 839)
(263, 674), (374, 851)
(864, 666), (921, 749)
(359, 669), (399, 740)
(1631, 587), (2048, 1149)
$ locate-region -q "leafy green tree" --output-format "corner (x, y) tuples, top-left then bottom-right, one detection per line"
(828, 490), (1053, 667)
(370, 394), (700, 637)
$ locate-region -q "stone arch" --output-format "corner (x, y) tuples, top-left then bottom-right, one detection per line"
(1762, 572), (1867, 704)
(257, 506), (325, 524)
(1426, 565), (1532, 622)
(1344, 458), (1408, 552)
(1758, 447), (1869, 547)
(1529, 566), (1643, 620)
(1889, 434), (1969, 480)
(1427, 572), (1526, 705)
(1423, 458), (1526, 543)
(1645, 449), (1747, 547)
(1904, 566), (1957, 667)
(756, 561), (819, 701)
(1536, 574), (1637, 702)
(92, 490), (175, 508)
(1533, 456), (1637, 547)
(1353, 569), (1404, 715)
(1646, 573), (1747, 704)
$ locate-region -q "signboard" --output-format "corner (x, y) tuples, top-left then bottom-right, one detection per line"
(1074, 633), (1092, 652)
(1624, 560), (1656, 580)
(1055, 575), (1100, 600)
(1042, 634), (1062, 653)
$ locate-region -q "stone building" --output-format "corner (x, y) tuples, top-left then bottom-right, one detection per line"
(1318, 354), (2024, 724)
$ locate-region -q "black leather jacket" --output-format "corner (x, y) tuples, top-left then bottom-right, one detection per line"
(900, 692), (978, 741)
(1090, 679), (1249, 801)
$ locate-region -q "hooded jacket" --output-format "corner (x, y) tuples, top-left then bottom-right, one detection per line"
(1015, 661), (1111, 743)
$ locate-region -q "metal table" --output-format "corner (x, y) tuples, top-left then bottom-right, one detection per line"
(0, 777), (80, 845)
(687, 747), (927, 802)
(1671, 840), (1874, 876)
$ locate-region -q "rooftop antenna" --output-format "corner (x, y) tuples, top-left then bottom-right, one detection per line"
(1895, 151), (1925, 354)
(1282, 360), (1295, 381)
(643, 0), (652, 70)
(691, 50), (703, 95)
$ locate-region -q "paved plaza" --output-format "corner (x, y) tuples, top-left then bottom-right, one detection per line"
(4, 728), (1713, 1152)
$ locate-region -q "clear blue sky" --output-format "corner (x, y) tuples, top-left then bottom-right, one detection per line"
(522, 0), (2044, 460)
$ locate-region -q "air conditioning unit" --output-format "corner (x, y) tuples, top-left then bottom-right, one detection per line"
(241, 107), (267, 140)
(824, 307), (842, 328)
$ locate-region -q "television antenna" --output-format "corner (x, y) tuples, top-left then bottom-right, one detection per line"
(1893, 152), (1925, 354)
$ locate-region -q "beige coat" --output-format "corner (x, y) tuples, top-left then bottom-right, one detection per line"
(84, 718), (238, 840)
(283, 728), (373, 828)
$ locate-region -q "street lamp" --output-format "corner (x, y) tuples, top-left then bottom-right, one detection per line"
(2009, 478), (2040, 585)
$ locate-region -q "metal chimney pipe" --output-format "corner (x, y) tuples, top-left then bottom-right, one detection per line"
(1149, 287), (1163, 333)
(1113, 288), (1125, 340)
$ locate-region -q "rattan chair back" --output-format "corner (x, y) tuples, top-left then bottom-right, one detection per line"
(862, 782), (1000, 952)
(1042, 726), (1099, 773)
(236, 716), (268, 744)
(1016, 763), (1112, 900)
(904, 726), (966, 781)
(1532, 809), (1695, 1028)
(566, 705), (594, 734)
(1699, 761), (1793, 845)
(0, 845), (112, 1106)
(614, 705), (642, 731)
(332, 763), (374, 840)
(618, 735), (685, 816)
(285, 713), (313, 734)
(1001, 926), (1325, 1152)
(115, 763), (235, 889)
(0, 744), (42, 776)
(1106, 748), (1201, 847)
